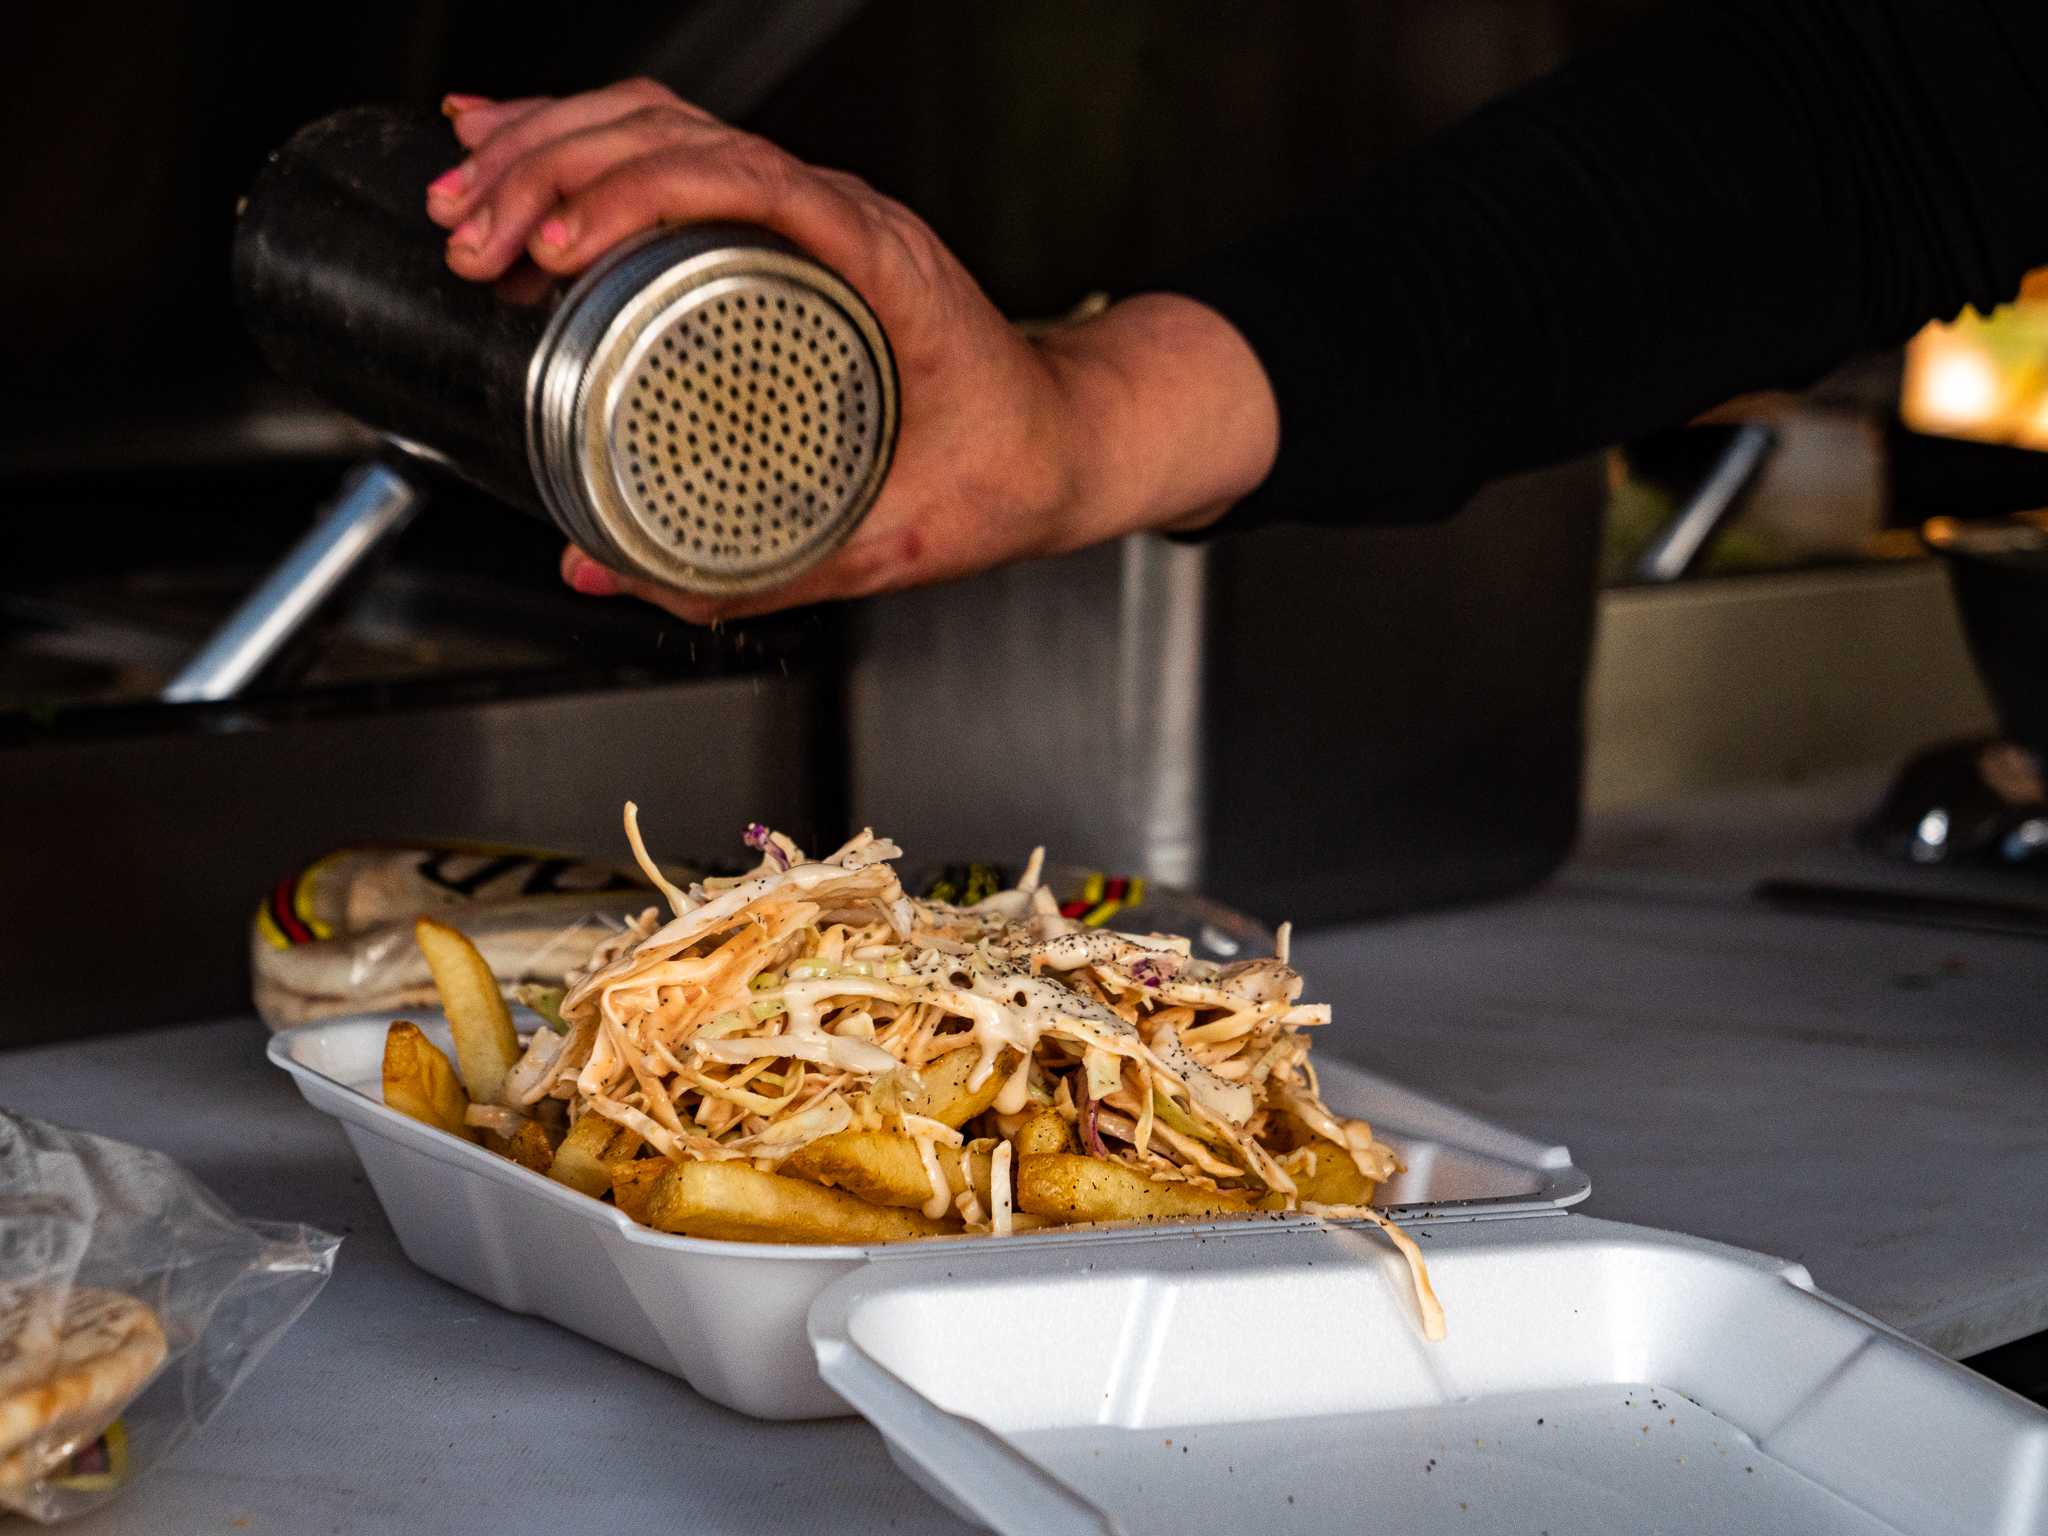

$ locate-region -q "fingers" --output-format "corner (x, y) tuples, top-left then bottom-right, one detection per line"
(432, 78), (890, 295)
(433, 95), (623, 226)
(561, 545), (618, 596)
(443, 95), (548, 149)
(430, 98), (550, 214)
(560, 540), (870, 627)
(430, 78), (703, 227)
(562, 545), (718, 626)
(525, 138), (874, 281)
(443, 111), (714, 278)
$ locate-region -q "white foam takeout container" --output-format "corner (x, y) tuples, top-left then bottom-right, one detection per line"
(271, 1014), (2048, 1531)
(814, 1215), (2048, 1536)
(268, 1011), (1589, 1419)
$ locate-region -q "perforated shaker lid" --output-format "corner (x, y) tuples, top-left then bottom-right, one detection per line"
(528, 229), (897, 596)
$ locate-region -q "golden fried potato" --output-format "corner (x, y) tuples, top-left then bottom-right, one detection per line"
(1012, 1107), (1075, 1157)
(546, 1111), (617, 1197)
(909, 1046), (1017, 1128)
(605, 1126), (645, 1161)
(1263, 1109), (1379, 1206)
(484, 1120), (556, 1174)
(645, 1160), (956, 1243)
(1293, 1140), (1378, 1207)
(1016, 1153), (1256, 1224)
(608, 1156), (667, 1223)
(413, 917), (522, 1104)
(381, 1021), (475, 1141)
(782, 1131), (993, 1211)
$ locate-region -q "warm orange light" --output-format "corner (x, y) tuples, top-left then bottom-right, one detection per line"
(1912, 337), (2001, 429)
(1902, 266), (2048, 448)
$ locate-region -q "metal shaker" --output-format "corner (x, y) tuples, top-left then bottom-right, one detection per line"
(232, 104), (899, 597)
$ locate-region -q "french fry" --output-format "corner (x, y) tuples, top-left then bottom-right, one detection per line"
(1016, 1153), (1255, 1224)
(485, 1120), (556, 1175)
(1266, 1109), (1379, 1207)
(1012, 1107), (1075, 1157)
(414, 917), (522, 1104)
(381, 1021), (475, 1141)
(604, 1126), (646, 1162)
(547, 1111), (618, 1197)
(909, 1046), (1017, 1128)
(645, 1160), (956, 1243)
(609, 1156), (667, 1223)
(1293, 1140), (1379, 1207)
(366, 809), (1441, 1326)
(782, 1131), (993, 1211)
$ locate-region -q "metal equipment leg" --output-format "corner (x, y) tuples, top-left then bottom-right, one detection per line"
(160, 458), (424, 703)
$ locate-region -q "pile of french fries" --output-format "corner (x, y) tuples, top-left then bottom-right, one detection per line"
(381, 815), (1418, 1260)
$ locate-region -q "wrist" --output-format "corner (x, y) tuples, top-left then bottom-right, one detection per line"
(1033, 292), (1279, 547)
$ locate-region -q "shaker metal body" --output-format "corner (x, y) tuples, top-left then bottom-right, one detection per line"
(234, 106), (897, 595)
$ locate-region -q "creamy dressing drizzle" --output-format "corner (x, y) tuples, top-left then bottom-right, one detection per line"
(916, 1136), (952, 1220)
(989, 1141), (1015, 1236)
(547, 811), (1437, 1336)
(885, 947), (1258, 1128)
(992, 1051), (1035, 1115)
(571, 818), (1316, 1153)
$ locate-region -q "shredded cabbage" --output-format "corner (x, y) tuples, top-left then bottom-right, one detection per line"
(498, 810), (1427, 1321)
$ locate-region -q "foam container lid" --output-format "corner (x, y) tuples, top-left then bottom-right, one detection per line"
(812, 1216), (2048, 1536)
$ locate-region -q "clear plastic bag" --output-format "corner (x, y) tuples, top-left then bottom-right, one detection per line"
(0, 1111), (339, 1523)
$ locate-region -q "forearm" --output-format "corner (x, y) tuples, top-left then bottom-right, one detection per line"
(1171, 0), (2048, 532)
(450, 0), (2047, 622)
(1035, 294), (1279, 545)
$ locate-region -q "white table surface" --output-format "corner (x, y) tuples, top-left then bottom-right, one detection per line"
(6, 769), (2045, 1533)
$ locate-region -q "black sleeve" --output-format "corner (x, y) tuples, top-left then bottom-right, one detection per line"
(1172, 0), (2048, 531)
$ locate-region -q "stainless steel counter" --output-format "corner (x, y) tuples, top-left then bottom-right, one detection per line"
(5, 768), (2043, 1532)
(1294, 768), (2048, 1357)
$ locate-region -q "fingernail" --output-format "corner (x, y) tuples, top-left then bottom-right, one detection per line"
(450, 206), (491, 250)
(427, 165), (469, 199)
(537, 216), (574, 251)
(567, 554), (619, 596)
(441, 93), (489, 117)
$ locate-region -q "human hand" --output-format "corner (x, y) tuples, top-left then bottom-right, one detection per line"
(429, 80), (1277, 622)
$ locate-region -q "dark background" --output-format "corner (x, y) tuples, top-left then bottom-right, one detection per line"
(0, 0), (1645, 1038)
(2, 1), (1646, 503)
(9, 0), (2043, 600)
(5, 0), (2018, 1032)
(0, 0), (1671, 734)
